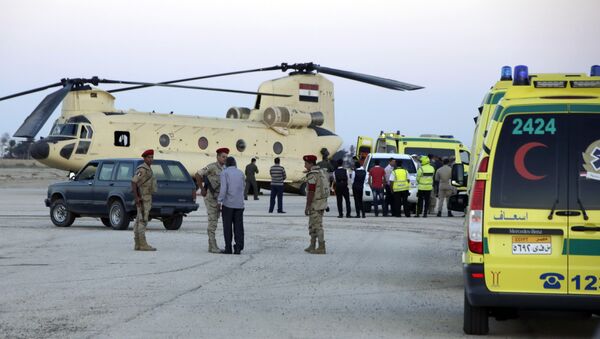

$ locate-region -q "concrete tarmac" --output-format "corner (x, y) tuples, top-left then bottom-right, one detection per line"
(0, 183), (598, 338)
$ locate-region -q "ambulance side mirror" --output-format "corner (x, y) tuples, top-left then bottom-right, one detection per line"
(451, 163), (465, 187)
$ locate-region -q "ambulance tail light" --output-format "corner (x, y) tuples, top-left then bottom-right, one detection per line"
(513, 65), (529, 86)
(500, 66), (512, 81)
(591, 65), (600, 77)
(468, 156), (488, 255)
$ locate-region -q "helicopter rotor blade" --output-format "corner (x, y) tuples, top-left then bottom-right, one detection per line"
(13, 82), (74, 138)
(313, 65), (424, 91)
(101, 79), (290, 97)
(107, 66), (283, 93)
(0, 82), (63, 101)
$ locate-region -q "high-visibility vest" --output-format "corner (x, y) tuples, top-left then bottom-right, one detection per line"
(417, 164), (435, 191)
(392, 168), (409, 192)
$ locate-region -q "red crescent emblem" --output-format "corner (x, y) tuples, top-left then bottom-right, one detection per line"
(514, 142), (548, 180)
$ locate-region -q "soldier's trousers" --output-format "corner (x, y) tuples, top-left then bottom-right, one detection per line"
(204, 195), (219, 241)
(308, 209), (325, 242)
(134, 199), (152, 236)
(437, 187), (455, 214)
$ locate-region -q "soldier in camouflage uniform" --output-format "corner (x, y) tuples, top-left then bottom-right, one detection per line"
(303, 154), (329, 254)
(195, 147), (229, 253)
(131, 149), (158, 251)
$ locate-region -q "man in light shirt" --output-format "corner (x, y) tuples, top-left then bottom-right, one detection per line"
(218, 156), (245, 255)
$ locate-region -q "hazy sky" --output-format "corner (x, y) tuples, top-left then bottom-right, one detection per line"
(1, 0), (599, 149)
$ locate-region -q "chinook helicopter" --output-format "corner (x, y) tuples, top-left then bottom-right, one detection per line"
(1, 63), (423, 193)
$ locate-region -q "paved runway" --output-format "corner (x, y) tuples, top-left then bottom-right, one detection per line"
(0, 184), (598, 338)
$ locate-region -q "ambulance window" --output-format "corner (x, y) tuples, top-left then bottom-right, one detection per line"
(490, 114), (567, 209)
(405, 147), (455, 159)
(571, 114), (600, 209)
(491, 92), (506, 104)
(460, 150), (470, 165)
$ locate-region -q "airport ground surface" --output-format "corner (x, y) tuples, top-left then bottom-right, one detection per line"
(0, 165), (599, 338)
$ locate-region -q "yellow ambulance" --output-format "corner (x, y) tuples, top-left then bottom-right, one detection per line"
(452, 65), (600, 334)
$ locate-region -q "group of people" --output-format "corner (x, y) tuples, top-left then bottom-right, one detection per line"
(129, 148), (457, 255)
(131, 148), (330, 255)
(325, 154), (457, 219)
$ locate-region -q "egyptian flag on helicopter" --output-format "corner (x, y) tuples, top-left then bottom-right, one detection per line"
(299, 84), (319, 102)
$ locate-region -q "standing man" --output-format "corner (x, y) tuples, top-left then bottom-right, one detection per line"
(303, 155), (329, 254)
(269, 157), (286, 213)
(131, 149), (157, 251)
(383, 158), (396, 217)
(244, 158), (259, 200)
(368, 159), (386, 217)
(435, 157), (455, 217)
(350, 161), (366, 218)
(218, 156), (245, 255)
(416, 155), (435, 218)
(195, 147), (229, 253)
(334, 159), (351, 218)
(389, 161), (411, 217)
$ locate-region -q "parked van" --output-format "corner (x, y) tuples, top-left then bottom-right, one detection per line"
(453, 65), (600, 334)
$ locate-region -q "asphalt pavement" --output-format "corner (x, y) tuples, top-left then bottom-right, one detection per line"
(0, 186), (598, 338)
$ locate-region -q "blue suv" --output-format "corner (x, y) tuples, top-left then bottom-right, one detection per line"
(45, 158), (199, 230)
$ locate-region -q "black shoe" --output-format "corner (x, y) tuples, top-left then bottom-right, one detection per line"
(337, 215), (343, 218)
(346, 214), (352, 218)
(220, 249), (232, 254)
(244, 197), (248, 200)
(423, 214), (427, 218)
(362, 215), (366, 218)
(233, 250), (241, 255)
(278, 211), (286, 214)
(414, 214), (420, 218)
(254, 197), (259, 200)
(355, 215), (360, 218)
(437, 212), (442, 217)
(448, 212), (454, 217)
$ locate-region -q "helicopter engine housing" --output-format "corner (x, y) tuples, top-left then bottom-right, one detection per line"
(262, 106), (324, 129)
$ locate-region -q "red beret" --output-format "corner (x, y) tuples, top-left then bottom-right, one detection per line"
(141, 149), (154, 157)
(303, 154), (317, 162)
(216, 147), (230, 154)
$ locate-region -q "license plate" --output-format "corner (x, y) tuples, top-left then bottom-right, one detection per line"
(512, 236), (552, 255)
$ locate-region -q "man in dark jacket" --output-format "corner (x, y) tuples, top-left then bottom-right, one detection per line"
(351, 161), (366, 218)
(334, 159), (352, 218)
(244, 158), (259, 200)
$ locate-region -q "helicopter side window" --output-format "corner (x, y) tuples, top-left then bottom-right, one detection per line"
(86, 126), (93, 139)
(80, 126), (88, 139)
(114, 131), (130, 147)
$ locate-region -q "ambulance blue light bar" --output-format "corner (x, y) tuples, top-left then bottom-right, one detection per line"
(592, 65), (600, 76)
(513, 65), (529, 86)
(500, 66), (512, 81)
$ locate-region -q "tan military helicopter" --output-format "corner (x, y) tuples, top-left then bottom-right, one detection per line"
(1, 63), (423, 193)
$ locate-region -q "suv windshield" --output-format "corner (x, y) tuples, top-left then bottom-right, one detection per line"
(367, 158), (416, 173)
(489, 112), (600, 210)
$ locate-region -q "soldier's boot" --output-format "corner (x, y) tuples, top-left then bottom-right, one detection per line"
(311, 241), (326, 255)
(138, 233), (157, 251)
(208, 238), (221, 254)
(134, 233), (141, 251)
(304, 237), (317, 253)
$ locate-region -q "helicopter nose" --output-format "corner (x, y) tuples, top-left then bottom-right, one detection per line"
(30, 140), (49, 160)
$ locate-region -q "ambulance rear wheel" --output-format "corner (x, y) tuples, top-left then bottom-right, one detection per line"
(463, 291), (489, 335)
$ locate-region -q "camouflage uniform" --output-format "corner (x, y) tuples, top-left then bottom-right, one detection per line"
(306, 165), (329, 254)
(132, 162), (157, 249)
(197, 162), (223, 253)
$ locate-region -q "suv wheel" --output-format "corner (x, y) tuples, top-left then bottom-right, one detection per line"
(100, 217), (112, 227)
(50, 199), (75, 227)
(109, 200), (130, 230)
(463, 291), (489, 335)
(162, 215), (183, 230)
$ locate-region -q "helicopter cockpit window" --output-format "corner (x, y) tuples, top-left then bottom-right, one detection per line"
(50, 123), (78, 137)
(114, 131), (130, 147)
(79, 125), (93, 139)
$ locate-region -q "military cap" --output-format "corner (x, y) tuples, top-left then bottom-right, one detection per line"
(216, 147), (230, 154)
(303, 154), (317, 162)
(141, 149), (154, 157)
